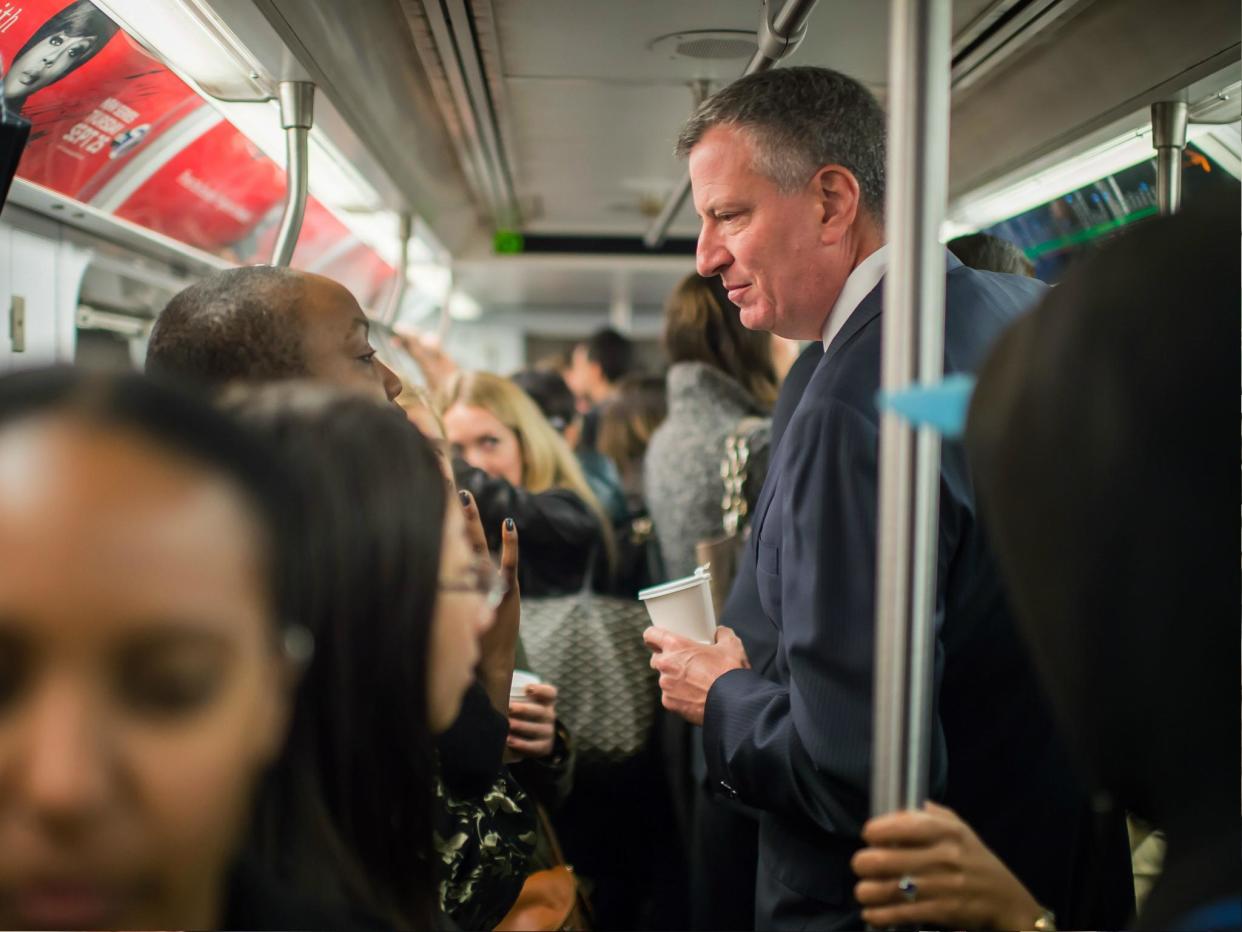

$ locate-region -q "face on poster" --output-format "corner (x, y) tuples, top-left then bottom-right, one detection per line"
(0, 0), (203, 198)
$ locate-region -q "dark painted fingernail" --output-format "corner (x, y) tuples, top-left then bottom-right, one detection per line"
(459, 490), (470, 507)
(504, 517), (515, 532)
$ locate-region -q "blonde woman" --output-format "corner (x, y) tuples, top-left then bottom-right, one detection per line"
(442, 370), (612, 598)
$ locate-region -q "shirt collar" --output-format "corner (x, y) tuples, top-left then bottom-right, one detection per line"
(822, 243), (890, 350)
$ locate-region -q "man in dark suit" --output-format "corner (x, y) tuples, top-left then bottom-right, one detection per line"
(644, 66), (1132, 930)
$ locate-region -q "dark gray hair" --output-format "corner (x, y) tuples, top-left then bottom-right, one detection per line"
(675, 66), (886, 217)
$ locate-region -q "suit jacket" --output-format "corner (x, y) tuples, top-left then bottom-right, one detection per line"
(702, 254), (1131, 929)
(718, 342), (823, 679)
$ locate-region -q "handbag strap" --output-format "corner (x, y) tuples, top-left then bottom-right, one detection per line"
(535, 801), (568, 867)
(719, 417), (765, 536)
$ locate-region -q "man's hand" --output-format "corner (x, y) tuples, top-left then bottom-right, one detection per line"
(507, 682), (558, 759)
(643, 626), (750, 726)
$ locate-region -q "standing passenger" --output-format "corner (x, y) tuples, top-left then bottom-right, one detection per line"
(228, 385), (521, 930)
(145, 268), (535, 928)
(564, 327), (635, 451)
(643, 66), (1132, 930)
(644, 273), (777, 581)
(0, 368), (306, 929)
(442, 370), (610, 597)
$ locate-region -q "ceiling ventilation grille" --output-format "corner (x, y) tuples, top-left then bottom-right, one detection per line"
(648, 30), (759, 62)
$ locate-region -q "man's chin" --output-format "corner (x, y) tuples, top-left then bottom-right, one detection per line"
(737, 305), (773, 333)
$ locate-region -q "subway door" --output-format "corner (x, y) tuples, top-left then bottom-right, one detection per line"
(0, 218), (92, 373)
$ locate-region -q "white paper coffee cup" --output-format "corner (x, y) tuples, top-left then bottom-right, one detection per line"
(638, 565), (717, 643)
(510, 669), (542, 701)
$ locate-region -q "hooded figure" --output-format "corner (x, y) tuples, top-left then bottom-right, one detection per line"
(966, 188), (1240, 931)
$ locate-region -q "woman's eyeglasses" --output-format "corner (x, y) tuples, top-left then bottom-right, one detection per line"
(440, 558), (508, 610)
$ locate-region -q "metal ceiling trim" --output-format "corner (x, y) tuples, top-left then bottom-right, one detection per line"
(401, 0), (494, 210)
(950, 0), (1095, 96)
(4, 179), (233, 277)
(470, 0), (522, 218)
(951, 0), (1027, 58)
(402, 0), (520, 229)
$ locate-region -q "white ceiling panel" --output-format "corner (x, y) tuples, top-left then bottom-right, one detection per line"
(455, 254), (695, 311)
(492, 0), (1008, 238)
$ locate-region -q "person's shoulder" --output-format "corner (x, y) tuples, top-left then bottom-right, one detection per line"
(947, 264), (1047, 310)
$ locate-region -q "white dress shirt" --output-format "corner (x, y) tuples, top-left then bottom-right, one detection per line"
(821, 243), (890, 351)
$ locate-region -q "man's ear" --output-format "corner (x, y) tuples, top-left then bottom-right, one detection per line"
(813, 165), (862, 246)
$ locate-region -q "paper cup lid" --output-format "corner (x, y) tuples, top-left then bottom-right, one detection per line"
(510, 669), (542, 697)
(638, 564), (712, 601)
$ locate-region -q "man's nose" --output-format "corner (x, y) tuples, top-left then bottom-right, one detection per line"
(18, 679), (111, 833)
(379, 360), (402, 402)
(696, 226), (730, 279)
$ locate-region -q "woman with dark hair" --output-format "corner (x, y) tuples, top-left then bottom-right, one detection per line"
(0, 367), (314, 929)
(1, 1), (119, 112)
(645, 273), (777, 580)
(597, 373), (667, 507)
(643, 273), (782, 930)
(229, 384), (530, 930)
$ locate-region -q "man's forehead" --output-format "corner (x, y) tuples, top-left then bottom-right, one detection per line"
(689, 126), (762, 203)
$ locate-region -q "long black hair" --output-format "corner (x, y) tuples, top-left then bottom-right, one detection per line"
(0, 366), (296, 632)
(228, 383), (447, 930)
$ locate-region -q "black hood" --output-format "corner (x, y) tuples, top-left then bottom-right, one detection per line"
(965, 189), (1238, 835)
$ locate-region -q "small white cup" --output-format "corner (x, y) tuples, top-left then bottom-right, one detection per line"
(510, 669), (542, 702)
(638, 565), (718, 644)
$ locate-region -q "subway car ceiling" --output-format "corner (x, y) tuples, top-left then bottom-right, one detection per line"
(0, 0), (1238, 371)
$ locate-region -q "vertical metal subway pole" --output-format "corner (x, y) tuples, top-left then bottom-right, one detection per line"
(871, 0), (952, 817)
(1151, 100), (1188, 216)
(271, 82), (315, 267)
(381, 213), (413, 325)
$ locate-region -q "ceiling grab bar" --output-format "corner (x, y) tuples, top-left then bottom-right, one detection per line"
(380, 213), (413, 325)
(871, 0), (952, 820)
(1151, 100), (1188, 216)
(271, 81), (315, 267)
(642, 0), (817, 249)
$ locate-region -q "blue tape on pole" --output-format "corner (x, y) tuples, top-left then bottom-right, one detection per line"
(875, 372), (976, 438)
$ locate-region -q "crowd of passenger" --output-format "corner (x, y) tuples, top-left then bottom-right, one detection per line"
(0, 65), (1235, 932)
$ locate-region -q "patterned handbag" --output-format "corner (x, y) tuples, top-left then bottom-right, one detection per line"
(695, 417), (767, 618)
(519, 570), (658, 765)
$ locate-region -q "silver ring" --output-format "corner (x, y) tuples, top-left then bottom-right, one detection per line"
(897, 874), (918, 903)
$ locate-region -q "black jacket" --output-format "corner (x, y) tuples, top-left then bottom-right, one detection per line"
(454, 460), (602, 597)
(967, 193), (1240, 932)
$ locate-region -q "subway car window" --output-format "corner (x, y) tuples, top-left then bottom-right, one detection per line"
(0, 1), (1237, 930)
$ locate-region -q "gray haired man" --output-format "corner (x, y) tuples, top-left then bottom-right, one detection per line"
(643, 66), (1133, 930)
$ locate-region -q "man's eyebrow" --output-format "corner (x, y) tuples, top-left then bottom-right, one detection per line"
(348, 317), (370, 338)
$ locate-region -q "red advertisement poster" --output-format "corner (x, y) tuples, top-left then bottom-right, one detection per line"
(321, 243), (397, 309)
(1, 0), (396, 300)
(1, 0), (204, 199)
(251, 195), (396, 306)
(114, 118), (285, 262)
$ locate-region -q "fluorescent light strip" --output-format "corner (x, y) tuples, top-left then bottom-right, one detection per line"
(91, 0), (432, 272)
(944, 123), (1215, 237)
